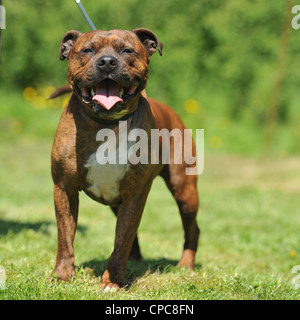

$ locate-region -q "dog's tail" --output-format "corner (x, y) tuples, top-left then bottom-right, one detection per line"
(48, 84), (72, 99)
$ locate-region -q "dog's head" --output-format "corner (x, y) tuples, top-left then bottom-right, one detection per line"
(59, 28), (163, 120)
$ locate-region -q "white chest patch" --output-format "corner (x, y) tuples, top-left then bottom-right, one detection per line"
(84, 122), (132, 202)
(84, 146), (130, 202)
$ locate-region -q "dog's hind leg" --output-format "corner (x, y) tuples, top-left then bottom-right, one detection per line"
(110, 206), (142, 261)
(160, 165), (200, 269)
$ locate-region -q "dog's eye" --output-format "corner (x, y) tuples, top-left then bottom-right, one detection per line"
(81, 48), (93, 54)
(122, 48), (134, 54)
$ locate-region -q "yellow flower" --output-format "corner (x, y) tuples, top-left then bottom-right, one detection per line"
(290, 250), (297, 258)
(184, 99), (199, 114)
(32, 96), (46, 110)
(23, 87), (37, 101)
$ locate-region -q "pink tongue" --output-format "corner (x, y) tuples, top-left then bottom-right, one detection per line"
(92, 80), (123, 110)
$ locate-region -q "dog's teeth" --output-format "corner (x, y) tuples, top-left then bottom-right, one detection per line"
(82, 96), (91, 103)
(120, 88), (124, 97)
(91, 88), (95, 96)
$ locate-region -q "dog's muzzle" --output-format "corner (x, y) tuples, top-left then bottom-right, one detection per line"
(79, 78), (139, 114)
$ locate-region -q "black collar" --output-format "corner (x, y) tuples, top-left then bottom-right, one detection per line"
(81, 103), (136, 125)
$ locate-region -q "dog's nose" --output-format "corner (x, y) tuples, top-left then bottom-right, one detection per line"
(96, 55), (119, 72)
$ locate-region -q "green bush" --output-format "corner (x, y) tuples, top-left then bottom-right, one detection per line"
(1, 0), (299, 127)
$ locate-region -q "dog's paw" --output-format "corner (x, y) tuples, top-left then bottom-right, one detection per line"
(100, 269), (123, 291)
(177, 249), (196, 270)
(51, 264), (75, 282)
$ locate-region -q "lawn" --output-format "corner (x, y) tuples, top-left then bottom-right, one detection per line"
(0, 89), (300, 300)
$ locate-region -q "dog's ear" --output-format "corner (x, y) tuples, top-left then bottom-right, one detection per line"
(132, 28), (163, 59)
(60, 30), (82, 60)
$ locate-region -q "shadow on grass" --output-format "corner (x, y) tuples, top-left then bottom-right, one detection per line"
(81, 258), (202, 288)
(0, 218), (87, 236)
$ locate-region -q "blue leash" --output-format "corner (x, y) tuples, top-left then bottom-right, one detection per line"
(75, 0), (97, 31)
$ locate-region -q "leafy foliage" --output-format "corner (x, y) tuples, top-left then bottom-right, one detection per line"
(1, 0), (299, 124)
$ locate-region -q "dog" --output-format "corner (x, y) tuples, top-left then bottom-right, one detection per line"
(51, 28), (200, 290)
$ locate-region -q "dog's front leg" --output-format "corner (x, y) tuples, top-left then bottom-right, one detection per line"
(52, 184), (79, 281)
(100, 184), (152, 290)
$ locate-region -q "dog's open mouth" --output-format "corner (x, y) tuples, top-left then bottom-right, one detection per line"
(79, 79), (138, 111)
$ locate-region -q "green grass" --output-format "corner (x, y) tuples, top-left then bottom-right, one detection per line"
(0, 89), (300, 300)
